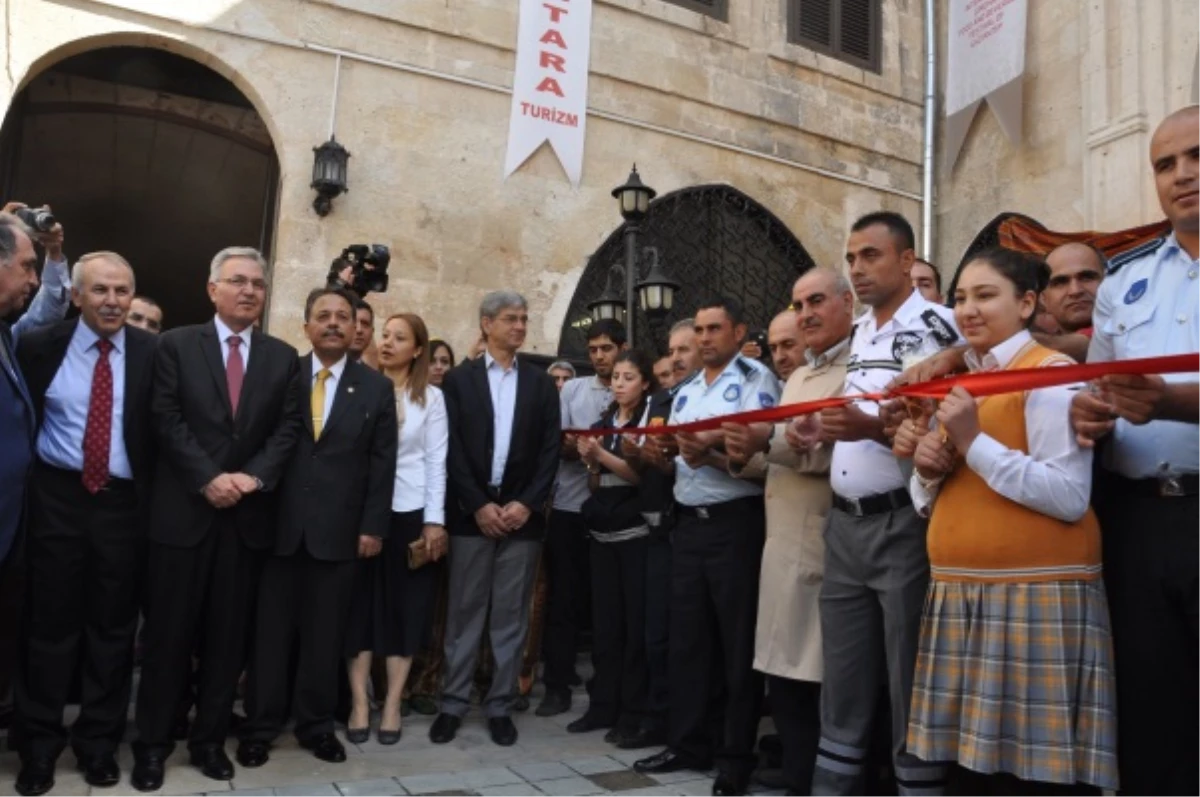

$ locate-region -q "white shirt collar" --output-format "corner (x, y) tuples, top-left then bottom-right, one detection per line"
(485, 350), (518, 372)
(312, 353), (348, 382)
(1161, 231), (1198, 264)
(964, 329), (1034, 372)
(213, 315), (252, 348)
(854, 288), (927, 334)
(76, 321), (125, 354)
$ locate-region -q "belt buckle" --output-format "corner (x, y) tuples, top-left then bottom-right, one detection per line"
(845, 496), (863, 517)
(1160, 476), (1185, 497)
(696, 506), (711, 520)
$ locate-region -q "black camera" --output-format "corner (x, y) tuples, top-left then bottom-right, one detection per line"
(748, 329), (768, 354)
(326, 244), (391, 296)
(14, 206), (55, 233)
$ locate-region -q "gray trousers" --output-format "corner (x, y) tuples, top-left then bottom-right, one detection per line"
(812, 505), (947, 796)
(441, 535), (541, 719)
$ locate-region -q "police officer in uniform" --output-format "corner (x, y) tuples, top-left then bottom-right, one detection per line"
(1071, 105), (1199, 796)
(811, 213), (957, 796)
(634, 297), (780, 796)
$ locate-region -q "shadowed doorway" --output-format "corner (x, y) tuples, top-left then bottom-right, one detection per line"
(0, 45), (279, 330)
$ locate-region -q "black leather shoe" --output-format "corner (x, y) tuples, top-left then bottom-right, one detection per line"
(78, 753), (120, 788)
(428, 713), (461, 744)
(634, 749), (711, 774)
(189, 745), (234, 781)
(616, 727), (666, 749)
(534, 688), (571, 717)
(235, 740), (270, 768)
(130, 752), (165, 792)
(711, 773), (748, 795)
(566, 713), (613, 734)
(14, 758), (55, 796)
(488, 716), (518, 746)
(301, 733), (346, 762)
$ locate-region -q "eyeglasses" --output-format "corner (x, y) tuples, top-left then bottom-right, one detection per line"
(216, 276), (268, 292)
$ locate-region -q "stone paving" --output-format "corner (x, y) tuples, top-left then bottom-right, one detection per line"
(0, 681), (785, 797)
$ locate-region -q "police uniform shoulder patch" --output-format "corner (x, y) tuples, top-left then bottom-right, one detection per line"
(919, 309), (959, 346)
(1124, 277), (1148, 304)
(672, 371), (700, 394)
(1107, 236), (1166, 276)
(891, 331), (924, 362)
(723, 384), (741, 402)
(759, 392), (776, 408)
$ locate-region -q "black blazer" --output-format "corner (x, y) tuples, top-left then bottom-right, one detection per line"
(442, 355), (561, 540)
(275, 354), (398, 561)
(148, 320), (303, 550)
(16, 319), (157, 506)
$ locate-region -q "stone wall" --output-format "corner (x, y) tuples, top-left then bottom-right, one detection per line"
(2, 0), (924, 355)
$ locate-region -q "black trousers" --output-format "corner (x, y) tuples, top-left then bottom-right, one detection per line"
(16, 464), (142, 761)
(668, 500), (765, 779)
(241, 550), (356, 743)
(643, 528), (672, 734)
(542, 509), (591, 692)
(134, 522), (263, 754)
(766, 675), (821, 795)
(588, 534), (649, 729)
(1095, 475), (1198, 796)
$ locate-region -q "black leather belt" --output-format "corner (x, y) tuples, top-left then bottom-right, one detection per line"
(1123, 473), (1199, 498)
(677, 496), (760, 521)
(832, 487), (912, 518)
(36, 461), (136, 493)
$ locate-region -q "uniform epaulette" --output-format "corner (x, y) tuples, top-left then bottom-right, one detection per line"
(733, 355), (762, 380)
(671, 370), (700, 394)
(1107, 236), (1166, 276)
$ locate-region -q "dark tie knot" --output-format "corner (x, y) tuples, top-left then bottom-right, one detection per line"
(227, 336), (242, 349)
(96, 338), (114, 357)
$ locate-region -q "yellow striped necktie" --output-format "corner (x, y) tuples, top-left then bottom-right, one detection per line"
(312, 368), (331, 440)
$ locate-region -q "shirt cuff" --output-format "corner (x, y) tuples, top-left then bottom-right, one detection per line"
(964, 433), (1005, 480)
(424, 506), (445, 526)
(909, 471), (941, 517)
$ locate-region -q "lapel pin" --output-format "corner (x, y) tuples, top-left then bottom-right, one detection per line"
(348, 387), (355, 394)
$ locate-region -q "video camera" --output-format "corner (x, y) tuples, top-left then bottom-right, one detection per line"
(13, 206), (55, 233)
(326, 244), (391, 296)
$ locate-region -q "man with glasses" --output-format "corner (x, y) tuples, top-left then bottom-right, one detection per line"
(131, 247), (304, 792)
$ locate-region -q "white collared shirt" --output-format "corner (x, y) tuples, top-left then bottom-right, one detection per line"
(213, 315), (252, 368)
(831, 289), (959, 498)
(392, 386), (449, 525)
(310, 354), (347, 429)
(37, 323), (132, 479)
(1088, 232), (1199, 478)
(910, 330), (1092, 522)
(485, 351), (519, 487)
(554, 375), (614, 512)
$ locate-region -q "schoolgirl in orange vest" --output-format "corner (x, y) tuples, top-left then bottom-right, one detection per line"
(896, 247), (1117, 795)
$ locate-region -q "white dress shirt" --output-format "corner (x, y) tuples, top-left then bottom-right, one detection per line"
(910, 330), (1093, 523)
(485, 351), (519, 488)
(392, 386), (449, 525)
(554, 375), (614, 512)
(311, 354), (347, 428)
(38, 323), (132, 479)
(213, 315), (253, 367)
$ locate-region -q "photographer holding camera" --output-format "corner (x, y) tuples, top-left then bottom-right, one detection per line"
(326, 244), (391, 298)
(5, 203), (69, 346)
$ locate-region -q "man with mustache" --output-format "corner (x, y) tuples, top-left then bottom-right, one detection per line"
(12, 253), (155, 796)
(237, 287), (397, 768)
(723, 268), (855, 795)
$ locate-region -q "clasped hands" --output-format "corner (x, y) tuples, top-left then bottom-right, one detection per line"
(203, 472), (259, 509)
(474, 501), (532, 538)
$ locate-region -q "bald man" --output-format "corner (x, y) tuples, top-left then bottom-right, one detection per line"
(767, 311), (805, 383)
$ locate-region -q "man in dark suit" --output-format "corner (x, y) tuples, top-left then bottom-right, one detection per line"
(131, 247), (303, 792)
(236, 287), (397, 768)
(11, 252), (156, 796)
(429, 290), (560, 748)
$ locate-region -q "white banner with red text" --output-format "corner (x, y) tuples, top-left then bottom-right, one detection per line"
(504, 0), (593, 186)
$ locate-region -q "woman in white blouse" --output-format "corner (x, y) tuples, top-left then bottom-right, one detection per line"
(344, 312), (449, 745)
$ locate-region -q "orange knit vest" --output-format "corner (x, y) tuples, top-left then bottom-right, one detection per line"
(926, 342), (1101, 584)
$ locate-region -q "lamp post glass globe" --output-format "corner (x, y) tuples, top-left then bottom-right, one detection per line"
(612, 165), (656, 221)
(311, 136), (350, 216)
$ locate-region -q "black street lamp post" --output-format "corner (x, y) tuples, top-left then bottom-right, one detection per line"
(311, 136), (350, 216)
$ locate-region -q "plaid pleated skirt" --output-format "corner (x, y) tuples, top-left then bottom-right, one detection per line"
(906, 579), (1119, 790)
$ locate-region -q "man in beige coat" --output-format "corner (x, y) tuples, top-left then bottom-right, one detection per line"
(725, 268), (855, 795)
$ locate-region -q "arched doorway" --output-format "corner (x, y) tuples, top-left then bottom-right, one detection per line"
(557, 185), (817, 360)
(0, 44), (280, 329)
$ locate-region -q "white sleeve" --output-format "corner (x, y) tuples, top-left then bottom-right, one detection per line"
(908, 470), (942, 518)
(1086, 278), (1116, 363)
(11, 257), (69, 345)
(963, 372), (1093, 523)
(422, 390), (449, 526)
(560, 380), (575, 430)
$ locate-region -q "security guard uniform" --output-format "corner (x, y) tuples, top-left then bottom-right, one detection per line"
(1088, 232), (1199, 796)
(813, 290), (957, 796)
(665, 354), (780, 780)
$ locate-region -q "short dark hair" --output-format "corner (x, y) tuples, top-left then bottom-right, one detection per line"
(962, 247), (1049, 325)
(851, 211), (916, 253)
(429, 338), (456, 366)
(304, 286), (356, 322)
(352, 295), (374, 322)
(913, 258), (941, 292)
(133, 295), (161, 309)
(587, 318), (627, 346)
(695, 294), (745, 326)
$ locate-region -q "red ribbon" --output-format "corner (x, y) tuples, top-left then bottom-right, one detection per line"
(566, 353), (1199, 437)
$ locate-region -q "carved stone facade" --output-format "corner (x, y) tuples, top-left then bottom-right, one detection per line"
(0, 0), (923, 355)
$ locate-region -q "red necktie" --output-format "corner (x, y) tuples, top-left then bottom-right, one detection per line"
(81, 338), (114, 494)
(226, 335), (245, 416)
